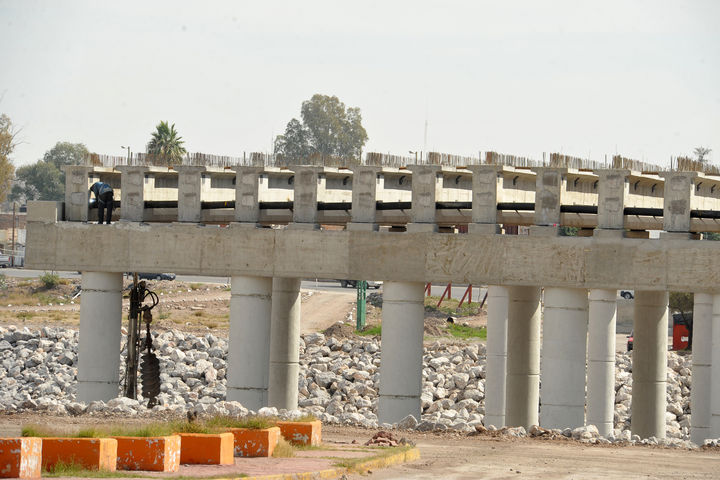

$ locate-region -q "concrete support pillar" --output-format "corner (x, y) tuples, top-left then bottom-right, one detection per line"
(378, 281), (425, 424)
(587, 289), (617, 437)
(690, 293), (712, 444)
(407, 165), (441, 233)
(268, 277), (301, 410)
(540, 287), (588, 429)
(227, 275), (272, 410)
(468, 165), (503, 234)
(484, 286), (509, 427)
(659, 172), (697, 233)
(505, 286), (542, 429)
(595, 169), (630, 231)
(117, 166), (149, 221)
(77, 272), (123, 402)
(234, 167), (263, 224)
(62, 166), (93, 222)
(176, 166), (205, 223)
(631, 290), (669, 439)
(347, 166), (381, 231)
(291, 166), (323, 228)
(711, 295), (720, 438)
(531, 168), (566, 227)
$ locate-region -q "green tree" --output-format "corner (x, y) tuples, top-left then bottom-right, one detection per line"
(274, 118), (313, 161)
(0, 113), (18, 203)
(13, 161), (63, 202)
(146, 121), (187, 165)
(10, 142), (88, 203)
(275, 94), (368, 162)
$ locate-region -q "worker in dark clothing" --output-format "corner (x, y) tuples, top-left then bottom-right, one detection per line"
(89, 181), (114, 224)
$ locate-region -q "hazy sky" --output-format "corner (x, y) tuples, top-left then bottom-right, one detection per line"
(1, 0), (718, 168)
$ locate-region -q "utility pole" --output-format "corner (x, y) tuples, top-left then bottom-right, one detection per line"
(356, 280), (367, 331)
(11, 202), (16, 267)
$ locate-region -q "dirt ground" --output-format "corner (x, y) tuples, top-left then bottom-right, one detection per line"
(0, 416), (716, 479)
(321, 426), (719, 480)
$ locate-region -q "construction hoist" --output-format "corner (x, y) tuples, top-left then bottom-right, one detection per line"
(123, 273), (161, 407)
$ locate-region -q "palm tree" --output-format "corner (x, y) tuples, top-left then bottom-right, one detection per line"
(146, 121), (187, 165)
(694, 147), (712, 163)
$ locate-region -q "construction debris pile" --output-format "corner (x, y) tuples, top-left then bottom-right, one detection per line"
(0, 325), (700, 448)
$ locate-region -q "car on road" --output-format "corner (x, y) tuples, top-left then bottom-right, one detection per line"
(620, 290), (634, 300)
(127, 272), (176, 281)
(338, 280), (382, 289)
(627, 330), (634, 351)
(0, 256), (10, 268)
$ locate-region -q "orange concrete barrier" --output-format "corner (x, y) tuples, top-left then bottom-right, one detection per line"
(277, 420), (322, 446)
(277, 420), (322, 445)
(178, 433), (234, 465)
(113, 435), (181, 472)
(0, 438), (42, 478)
(227, 427), (280, 457)
(41, 438), (117, 472)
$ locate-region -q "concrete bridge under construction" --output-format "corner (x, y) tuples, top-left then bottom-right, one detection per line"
(25, 162), (720, 445)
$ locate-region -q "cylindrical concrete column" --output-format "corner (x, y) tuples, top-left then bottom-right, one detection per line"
(505, 286), (542, 429)
(268, 277), (301, 410)
(711, 295), (720, 438)
(587, 289), (617, 437)
(631, 290), (669, 439)
(540, 287), (589, 429)
(484, 286), (509, 427)
(77, 272), (123, 402)
(227, 275), (273, 410)
(691, 293), (713, 444)
(378, 281), (425, 424)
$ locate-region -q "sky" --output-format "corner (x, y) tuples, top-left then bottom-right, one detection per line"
(1, 0), (718, 168)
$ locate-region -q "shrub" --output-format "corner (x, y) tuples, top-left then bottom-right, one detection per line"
(40, 271), (60, 289)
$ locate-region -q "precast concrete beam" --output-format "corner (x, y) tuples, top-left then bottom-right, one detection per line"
(659, 172), (696, 233)
(532, 168), (566, 226)
(348, 166), (380, 230)
(631, 290), (669, 439)
(690, 293), (712, 444)
(378, 281), (425, 424)
(711, 295), (720, 438)
(77, 272), (123, 402)
(117, 166), (150, 222)
(291, 166), (322, 227)
(177, 166), (205, 223)
(595, 170), (630, 230)
(63, 166), (93, 222)
(468, 165), (502, 234)
(587, 289), (617, 437)
(484, 285), (509, 427)
(505, 286), (542, 429)
(268, 277), (301, 410)
(227, 275), (273, 410)
(540, 287), (588, 429)
(407, 165), (440, 232)
(234, 167), (263, 224)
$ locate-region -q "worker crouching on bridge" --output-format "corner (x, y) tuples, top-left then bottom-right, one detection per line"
(89, 181), (114, 224)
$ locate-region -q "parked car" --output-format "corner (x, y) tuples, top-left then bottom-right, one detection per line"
(620, 290), (634, 300)
(0, 255), (10, 268)
(627, 330), (634, 351)
(127, 272), (176, 281)
(338, 280), (382, 289)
